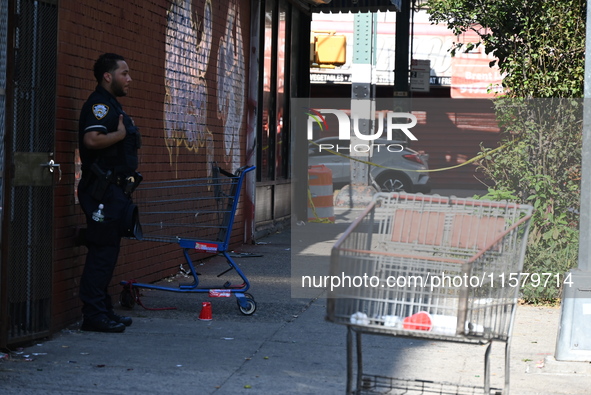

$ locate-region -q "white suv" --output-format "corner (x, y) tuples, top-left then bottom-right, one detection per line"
(308, 137), (431, 193)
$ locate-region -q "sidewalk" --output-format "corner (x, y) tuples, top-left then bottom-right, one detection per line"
(1, 209), (591, 394)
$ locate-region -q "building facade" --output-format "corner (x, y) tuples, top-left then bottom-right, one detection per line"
(309, 8), (503, 190)
(0, 0), (316, 348)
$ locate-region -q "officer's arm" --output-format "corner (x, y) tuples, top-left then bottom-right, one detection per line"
(83, 115), (126, 150)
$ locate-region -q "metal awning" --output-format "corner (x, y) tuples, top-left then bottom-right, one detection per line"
(310, 0), (402, 13)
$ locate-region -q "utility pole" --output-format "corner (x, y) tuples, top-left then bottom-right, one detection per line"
(393, 0), (410, 96)
(555, 0), (591, 362)
(335, 12), (377, 207)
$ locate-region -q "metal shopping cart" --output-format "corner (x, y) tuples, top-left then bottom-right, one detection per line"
(327, 193), (533, 395)
(119, 165), (257, 315)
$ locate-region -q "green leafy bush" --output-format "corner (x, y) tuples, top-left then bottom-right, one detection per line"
(476, 99), (582, 302)
(426, 0), (585, 303)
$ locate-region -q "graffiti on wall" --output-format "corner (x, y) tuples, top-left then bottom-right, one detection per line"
(217, 1), (245, 173)
(164, 0), (246, 176)
(164, 0), (213, 175)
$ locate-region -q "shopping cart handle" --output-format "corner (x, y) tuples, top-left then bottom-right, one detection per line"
(237, 165), (256, 176)
(215, 165), (256, 178)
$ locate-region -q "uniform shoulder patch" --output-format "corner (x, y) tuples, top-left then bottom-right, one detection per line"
(92, 104), (109, 120)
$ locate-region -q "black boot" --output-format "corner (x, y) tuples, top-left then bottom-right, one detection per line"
(81, 316), (126, 333)
(108, 312), (133, 327)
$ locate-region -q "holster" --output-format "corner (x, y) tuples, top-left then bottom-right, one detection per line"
(124, 172), (143, 196)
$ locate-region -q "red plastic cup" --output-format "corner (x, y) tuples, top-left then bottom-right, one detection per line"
(402, 311), (432, 331)
(198, 301), (212, 321)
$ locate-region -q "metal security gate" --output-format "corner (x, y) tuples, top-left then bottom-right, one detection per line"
(1, 0), (58, 347)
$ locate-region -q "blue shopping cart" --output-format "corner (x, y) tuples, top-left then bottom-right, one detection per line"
(119, 165), (257, 315)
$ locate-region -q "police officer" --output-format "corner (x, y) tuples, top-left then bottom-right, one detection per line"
(78, 53), (141, 333)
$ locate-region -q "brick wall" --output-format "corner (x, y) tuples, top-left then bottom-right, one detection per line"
(53, 0), (252, 328)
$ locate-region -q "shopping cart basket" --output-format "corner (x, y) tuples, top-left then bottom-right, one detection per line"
(119, 165), (257, 315)
(326, 193), (533, 394)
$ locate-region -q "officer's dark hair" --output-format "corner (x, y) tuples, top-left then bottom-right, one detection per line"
(93, 53), (125, 84)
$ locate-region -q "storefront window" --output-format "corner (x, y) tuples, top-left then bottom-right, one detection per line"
(275, 0), (290, 180)
(258, 0), (290, 182)
(259, 0), (275, 182)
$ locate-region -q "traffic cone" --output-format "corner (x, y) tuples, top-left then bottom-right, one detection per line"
(198, 301), (212, 321)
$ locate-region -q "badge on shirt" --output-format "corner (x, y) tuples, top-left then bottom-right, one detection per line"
(92, 104), (109, 120)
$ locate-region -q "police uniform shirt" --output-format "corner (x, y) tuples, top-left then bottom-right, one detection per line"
(79, 85), (140, 175)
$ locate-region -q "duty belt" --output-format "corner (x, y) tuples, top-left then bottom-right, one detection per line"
(90, 163), (142, 196)
(110, 172), (143, 196)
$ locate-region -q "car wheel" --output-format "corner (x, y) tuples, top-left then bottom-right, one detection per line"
(374, 172), (413, 193)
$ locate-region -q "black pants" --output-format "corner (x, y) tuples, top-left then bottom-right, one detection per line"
(78, 182), (130, 320)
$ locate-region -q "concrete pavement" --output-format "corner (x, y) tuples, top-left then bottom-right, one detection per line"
(1, 203), (591, 394)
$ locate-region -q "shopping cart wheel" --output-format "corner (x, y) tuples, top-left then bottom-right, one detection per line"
(119, 287), (136, 309)
(237, 297), (256, 315)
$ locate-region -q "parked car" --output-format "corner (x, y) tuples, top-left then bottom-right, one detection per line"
(308, 137), (431, 193)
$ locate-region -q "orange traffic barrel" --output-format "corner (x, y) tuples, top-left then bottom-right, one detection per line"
(308, 165), (334, 223)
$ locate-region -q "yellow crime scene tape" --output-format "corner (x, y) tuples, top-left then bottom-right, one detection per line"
(306, 138), (518, 223)
(307, 139), (516, 173)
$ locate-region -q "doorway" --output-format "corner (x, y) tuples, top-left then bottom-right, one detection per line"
(0, 0), (58, 347)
